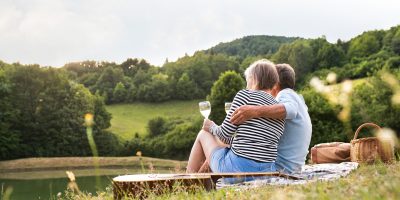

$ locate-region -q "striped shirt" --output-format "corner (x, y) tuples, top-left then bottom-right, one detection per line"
(210, 89), (285, 162)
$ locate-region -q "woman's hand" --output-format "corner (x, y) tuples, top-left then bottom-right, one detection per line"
(202, 119), (215, 132)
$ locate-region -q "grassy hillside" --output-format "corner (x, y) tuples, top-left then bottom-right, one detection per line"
(106, 100), (201, 141)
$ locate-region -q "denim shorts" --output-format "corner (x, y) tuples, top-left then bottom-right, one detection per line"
(210, 147), (276, 183)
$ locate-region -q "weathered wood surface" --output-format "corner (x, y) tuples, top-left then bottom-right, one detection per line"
(112, 172), (300, 199)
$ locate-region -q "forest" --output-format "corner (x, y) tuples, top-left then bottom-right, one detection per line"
(1, 25), (400, 161)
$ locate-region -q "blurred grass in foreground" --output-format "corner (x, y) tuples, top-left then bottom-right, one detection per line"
(60, 161), (400, 200)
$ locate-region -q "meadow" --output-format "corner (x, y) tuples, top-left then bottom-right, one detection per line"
(55, 161), (400, 200)
(106, 100), (201, 141)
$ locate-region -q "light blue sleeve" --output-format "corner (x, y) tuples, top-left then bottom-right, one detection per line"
(277, 90), (299, 120)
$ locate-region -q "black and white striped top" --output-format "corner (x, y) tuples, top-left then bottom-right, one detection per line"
(210, 89), (285, 162)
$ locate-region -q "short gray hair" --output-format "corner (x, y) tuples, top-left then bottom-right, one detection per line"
(276, 63), (295, 89)
(244, 59), (279, 90)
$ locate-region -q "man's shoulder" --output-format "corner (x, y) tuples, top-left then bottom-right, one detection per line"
(277, 88), (299, 100)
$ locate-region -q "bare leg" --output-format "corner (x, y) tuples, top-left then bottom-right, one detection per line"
(186, 130), (223, 173)
(198, 137), (230, 173)
(198, 160), (210, 173)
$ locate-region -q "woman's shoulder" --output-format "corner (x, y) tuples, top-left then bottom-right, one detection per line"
(235, 89), (254, 97)
(247, 90), (278, 104)
(237, 89), (250, 94)
(235, 89), (277, 103)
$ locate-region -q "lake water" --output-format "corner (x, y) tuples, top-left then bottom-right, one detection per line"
(0, 168), (170, 200)
(1, 175), (112, 199)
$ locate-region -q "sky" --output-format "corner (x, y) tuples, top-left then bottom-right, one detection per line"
(0, 0), (400, 67)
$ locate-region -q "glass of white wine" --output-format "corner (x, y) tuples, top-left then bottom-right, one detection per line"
(224, 102), (232, 114)
(199, 101), (211, 119)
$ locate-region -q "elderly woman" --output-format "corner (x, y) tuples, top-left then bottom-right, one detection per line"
(186, 59), (285, 176)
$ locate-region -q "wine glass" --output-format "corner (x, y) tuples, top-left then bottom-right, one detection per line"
(224, 102), (232, 114)
(199, 101), (211, 119)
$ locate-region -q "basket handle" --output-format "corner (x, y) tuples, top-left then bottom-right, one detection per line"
(353, 122), (381, 140)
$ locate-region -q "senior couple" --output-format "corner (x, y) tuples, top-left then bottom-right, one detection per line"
(186, 59), (312, 177)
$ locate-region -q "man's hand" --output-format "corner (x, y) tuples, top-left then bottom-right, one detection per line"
(230, 105), (259, 125)
(202, 119), (215, 132)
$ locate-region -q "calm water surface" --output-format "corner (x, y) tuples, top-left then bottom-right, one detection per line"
(1, 175), (112, 199)
(0, 168), (170, 200)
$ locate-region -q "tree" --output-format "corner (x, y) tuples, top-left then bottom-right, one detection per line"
(113, 82), (127, 103)
(272, 40), (315, 83)
(315, 42), (345, 69)
(391, 29), (400, 55)
(347, 31), (382, 58)
(351, 73), (400, 135)
(136, 73), (172, 102)
(176, 73), (198, 100)
(300, 88), (348, 146)
(125, 84), (138, 102)
(147, 117), (167, 137)
(94, 67), (125, 104)
(119, 58), (140, 77)
(132, 69), (151, 86)
(208, 71), (245, 124)
(0, 68), (21, 160)
(0, 64), (117, 159)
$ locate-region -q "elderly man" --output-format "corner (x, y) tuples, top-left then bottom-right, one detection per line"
(230, 64), (312, 173)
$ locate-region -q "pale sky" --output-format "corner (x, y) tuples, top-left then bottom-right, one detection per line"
(0, 0), (399, 67)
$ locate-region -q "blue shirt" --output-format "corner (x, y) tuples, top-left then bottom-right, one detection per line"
(275, 88), (312, 173)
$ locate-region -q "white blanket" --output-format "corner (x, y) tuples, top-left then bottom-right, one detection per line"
(216, 162), (359, 189)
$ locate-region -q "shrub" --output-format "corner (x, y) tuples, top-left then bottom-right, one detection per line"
(208, 71), (245, 124)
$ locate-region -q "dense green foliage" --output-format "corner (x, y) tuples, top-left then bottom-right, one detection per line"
(204, 35), (298, 60)
(351, 72), (400, 133)
(121, 117), (202, 160)
(300, 88), (348, 147)
(207, 71), (246, 124)
(0, 63), (120, 160)
(64, 53), (240, 104)
(1, 24), (400, 160)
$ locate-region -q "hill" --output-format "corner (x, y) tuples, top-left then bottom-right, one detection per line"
(204, 35), (299, 59)
(106, 100), (200, 141)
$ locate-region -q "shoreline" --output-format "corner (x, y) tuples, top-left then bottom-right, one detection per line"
(0, 156), (187, 173)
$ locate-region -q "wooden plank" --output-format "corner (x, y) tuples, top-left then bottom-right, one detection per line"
(112, 172), (301, 199)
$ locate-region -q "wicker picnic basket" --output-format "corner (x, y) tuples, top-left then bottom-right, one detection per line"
(350, 123), (394, 163)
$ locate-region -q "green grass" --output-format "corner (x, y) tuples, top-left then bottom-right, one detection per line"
(64, 162), (400, 200)
(106, 100), (201, 141)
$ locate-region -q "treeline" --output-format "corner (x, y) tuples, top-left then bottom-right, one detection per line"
(272, 26), (400, 87)
(1, 25), (400, 160)
(64, 53), (240, 104)
(64, 26), (400, 106)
